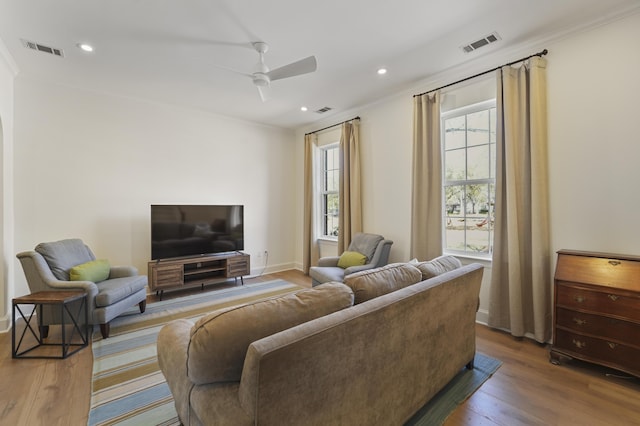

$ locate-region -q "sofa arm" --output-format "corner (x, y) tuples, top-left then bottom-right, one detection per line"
(317, 256), (340, 267)
(109, 265), (138, 279)
(157, 319), (196, 425)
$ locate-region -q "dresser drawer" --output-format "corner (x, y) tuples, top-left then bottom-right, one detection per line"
(555, 307), (640, 346)
(556, 283), (640, 321)
(555, 252), (640, 291)
(554, 329), (640, 377)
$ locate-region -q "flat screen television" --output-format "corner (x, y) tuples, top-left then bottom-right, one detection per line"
(151, 204), (244, 260)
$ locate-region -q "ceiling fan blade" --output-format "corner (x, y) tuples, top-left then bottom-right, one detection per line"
(266, 56), (317, 82)
(212, 63), (254, 79)
(257, 85), (271, 102)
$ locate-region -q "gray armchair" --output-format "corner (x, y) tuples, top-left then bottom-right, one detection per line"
(17, 238), (148, 339)
(309, 233), (393, 286)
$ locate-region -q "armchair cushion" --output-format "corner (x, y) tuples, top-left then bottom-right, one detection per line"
(348, 233), (383, 261)
(337, 251), (367, 269)
(94, 276), (148, 307)
(35, 238), (95, 281)
(70, 259), (110, 282)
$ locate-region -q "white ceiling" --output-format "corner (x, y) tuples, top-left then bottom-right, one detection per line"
(1, 0), (639, 129)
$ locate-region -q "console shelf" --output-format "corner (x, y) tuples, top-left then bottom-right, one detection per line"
(148, 252), (250, 300)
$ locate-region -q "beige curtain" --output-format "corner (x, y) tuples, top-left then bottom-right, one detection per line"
(411, 92), (442, 261)
(302, 133), (319, 274)
(338, 120), (362, 253)
(488, 57), (551, 343)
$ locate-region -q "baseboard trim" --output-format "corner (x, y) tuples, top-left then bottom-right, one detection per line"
(0, 313), (12, 334)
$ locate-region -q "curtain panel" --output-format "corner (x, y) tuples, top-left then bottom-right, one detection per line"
(488, 56), (551, 343)
(411, 92), (443, 261)
(338, 120), (363, 253)
(302, 133), (319, 274)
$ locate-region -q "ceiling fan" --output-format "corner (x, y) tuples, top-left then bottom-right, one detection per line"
(222, 41), (317, 102)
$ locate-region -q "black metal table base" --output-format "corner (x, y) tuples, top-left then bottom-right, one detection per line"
(12, 292), (89, 359)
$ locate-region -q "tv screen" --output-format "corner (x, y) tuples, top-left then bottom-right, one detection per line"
(151, 204), (244, 260)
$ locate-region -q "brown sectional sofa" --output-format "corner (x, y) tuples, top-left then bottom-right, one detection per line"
(157, 258), (484, 425)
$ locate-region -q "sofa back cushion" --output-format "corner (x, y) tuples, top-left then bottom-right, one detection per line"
(187, 282), (354, 385)
(344, 263), (422, 304)
(35, 238), (96, 281)
(415, 255), (462, 280)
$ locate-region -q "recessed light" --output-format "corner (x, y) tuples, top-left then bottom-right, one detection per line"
(77, 43), (94, 53)
(377, 68), (387, 75)
(300, 106), (308, 112)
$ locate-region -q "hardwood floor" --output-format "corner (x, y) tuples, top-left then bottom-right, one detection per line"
(1, 269), (639, 425)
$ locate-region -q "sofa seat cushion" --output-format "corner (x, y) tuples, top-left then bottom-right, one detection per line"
(187, 282), (354, 385)
(344, 263), (422, 304)
(415, 255), (462, 280)
(35, 238), (95, 281)
(95, 275), (148, 307)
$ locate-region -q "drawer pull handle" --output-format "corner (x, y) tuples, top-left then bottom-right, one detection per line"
(607, 294), (619, 302)
(608, 260), (621, 266)
(607, 342), (618, 349)
(572, 339), (587, 349)
(572, 318), (587, 326)
(574, 295), (585, 303)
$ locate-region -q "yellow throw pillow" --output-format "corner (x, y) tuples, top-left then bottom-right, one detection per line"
(69, 259), (110, 282)
(337, 251), (367, 269)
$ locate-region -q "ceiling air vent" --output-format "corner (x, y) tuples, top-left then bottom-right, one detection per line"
(461, 32), (501, 54)
(315, 106), (333, 114)
(21, 39), (64, 57)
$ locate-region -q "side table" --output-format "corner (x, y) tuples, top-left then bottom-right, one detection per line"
(12, 290), (89, 359)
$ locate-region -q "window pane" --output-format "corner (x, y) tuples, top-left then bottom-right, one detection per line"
(467, 145), (490, 179)
(467, 110), (490, 147)
(465, 184), (490, 253)
(327, 170), (339, 192)
(444, 116), (466, 150)
(324, 191), (339, 237)
(490, 108), (496, 143)
(444, 148), (466, 182)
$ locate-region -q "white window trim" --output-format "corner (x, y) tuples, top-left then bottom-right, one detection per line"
(316, 142), (339, 241)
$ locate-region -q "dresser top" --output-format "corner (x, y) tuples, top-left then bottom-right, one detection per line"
(557, 249), (640, 263)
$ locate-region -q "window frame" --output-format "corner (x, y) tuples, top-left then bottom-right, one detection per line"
(317, 142), (340, 241)
(441, 99), (496, 259)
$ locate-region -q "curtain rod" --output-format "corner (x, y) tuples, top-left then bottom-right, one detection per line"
(305, 116), (360, 136)
(413, 49), (548, 98)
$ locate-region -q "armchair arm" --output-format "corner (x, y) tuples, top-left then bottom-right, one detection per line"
(109, 265), (138, 279)
(317, 256), (340, 267)
(17, 251), (99, 299)
(344, 263), (376, 275)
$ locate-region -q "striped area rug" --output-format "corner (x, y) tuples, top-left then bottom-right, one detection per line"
(88, 279), (302, 426)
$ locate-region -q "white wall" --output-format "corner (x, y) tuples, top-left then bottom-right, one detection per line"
(11, 77), (298, 301)
(294, 11), (640, 319)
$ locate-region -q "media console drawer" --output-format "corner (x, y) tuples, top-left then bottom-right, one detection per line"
(551, 250), (640, 378)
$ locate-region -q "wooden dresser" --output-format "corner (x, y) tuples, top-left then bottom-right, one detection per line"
(551, 249), (640, 378)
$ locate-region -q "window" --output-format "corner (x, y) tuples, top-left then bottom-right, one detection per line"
(320, 144), (339, 239)
(442, 100), (496, 256)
